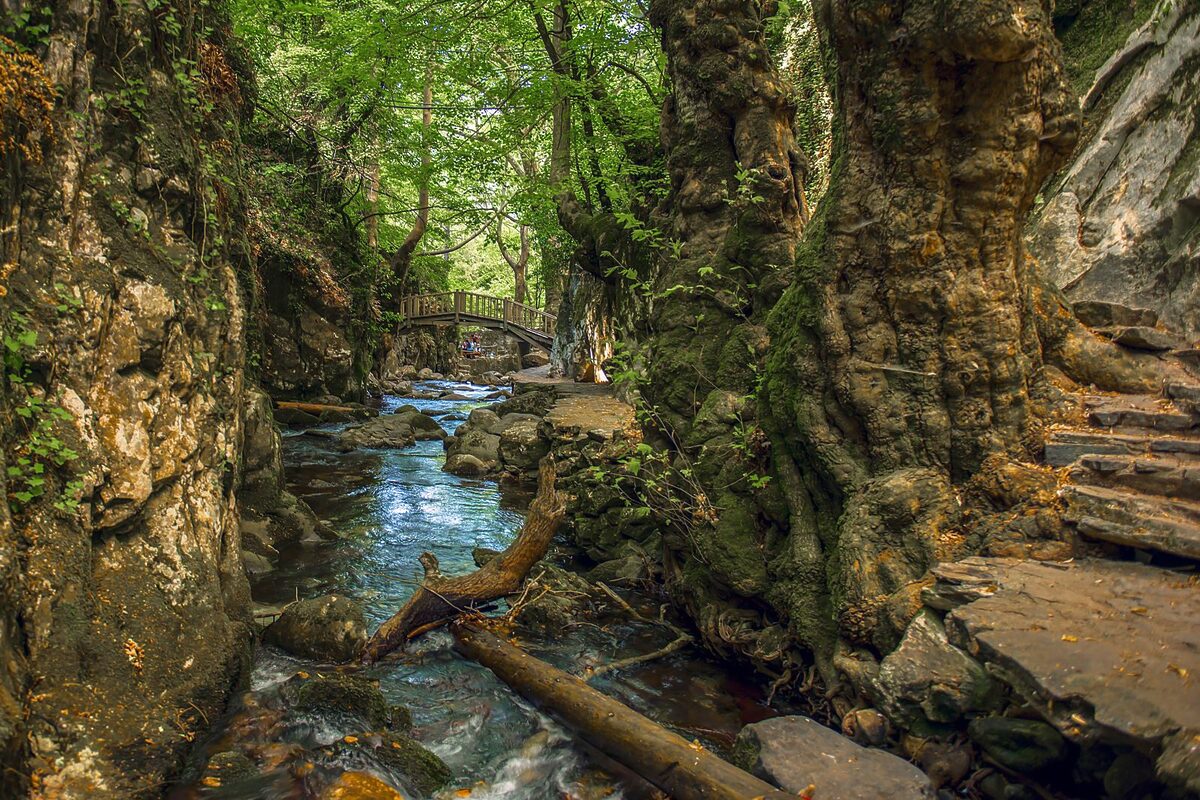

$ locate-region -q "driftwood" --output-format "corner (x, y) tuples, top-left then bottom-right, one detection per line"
(362, 459), (565, 663)
(275, 400), (357, 414)
(452, 621), (795, 800)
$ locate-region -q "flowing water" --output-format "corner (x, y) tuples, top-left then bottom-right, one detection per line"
(176, 381), (775, 799)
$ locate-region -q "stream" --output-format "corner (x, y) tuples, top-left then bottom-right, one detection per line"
(176, 381), (776, 799)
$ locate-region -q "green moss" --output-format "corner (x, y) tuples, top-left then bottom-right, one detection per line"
(292, 674), (390, 729)
(1057, 0), (1156, 96)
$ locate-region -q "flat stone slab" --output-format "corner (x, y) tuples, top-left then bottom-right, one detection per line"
(1044, 430), (1200, 466)
(734, 715), (934, 799)
(1061, 483), (1200, 560)
(929, 558), (1200, 795)
(1111, 326), (1184, 352)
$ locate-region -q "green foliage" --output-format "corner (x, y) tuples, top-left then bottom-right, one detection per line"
(3, 322), (82, 513)
(230, 0), (664, 307)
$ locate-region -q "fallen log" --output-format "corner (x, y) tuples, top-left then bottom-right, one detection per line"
(362, 459), (565, 663)
(452, 621), (796, 800)
(275, 400), (357, 414)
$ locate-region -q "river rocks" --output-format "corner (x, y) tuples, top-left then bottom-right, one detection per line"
(275, 406), (322, 426)
(871, 610), (1001, 729)
(334, 416), (417, 450)
(733, 715), (935, 799)
(968, 718), (1067, 773)
(391, 405), (446, 440)
(290, 673), (390, 729)
(514, 563), (599, 632)
(263, 595), (367, 662)
(326, 733), (451, 796)
(417, 367), (435, 379)
(1073, 300), (1159, 330)
(494, 389), (556, 418)
(446, 454), (489, 475)
(322, 771), (404, 800)
(498, 417), (550, 471)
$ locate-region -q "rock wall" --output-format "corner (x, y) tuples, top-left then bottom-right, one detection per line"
(379, 327), (460, 379)
(244, 137), (371, 401)
(549, 269), (615, 380)
(0, 4), (255, 796)
(1029, 0), (1200, 336)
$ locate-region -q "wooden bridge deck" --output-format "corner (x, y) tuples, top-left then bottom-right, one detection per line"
(399, 291), (556, 350)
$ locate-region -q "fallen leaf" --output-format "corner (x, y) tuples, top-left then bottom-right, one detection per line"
(343, 735), (359, 744)
(1061, 634), (1078, 643)
(201, 776), (221, 787)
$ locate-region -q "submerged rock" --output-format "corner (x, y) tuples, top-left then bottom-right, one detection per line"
(321, 771), (404, 800)
(391, 405), (446, 440)
(734, 715), (935, 799)
(263, 595), (367, 663)
(325, 733), (451, 796)
(290, 673), (390, 729)
(334, 416), (417, 450)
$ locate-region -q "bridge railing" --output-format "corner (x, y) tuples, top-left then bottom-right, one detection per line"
(400, 291), (556, 339)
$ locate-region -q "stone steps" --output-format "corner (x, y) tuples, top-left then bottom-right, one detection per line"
(1084, 394), (1198, 433)
(1044, 429), (1200, 466)
(1060, 483), (1200, 561)
(1068, 452), (1200, 502)
(927, 557), (1200, 796)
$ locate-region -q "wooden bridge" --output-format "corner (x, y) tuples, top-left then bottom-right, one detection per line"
(399, 291), (557, 350)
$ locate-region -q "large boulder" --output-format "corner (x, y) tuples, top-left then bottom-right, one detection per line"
(444, 426), (501, 474)
(325, 733), (450, 796)
(498, 417), (550, 471)
(870, 609), (1002, 728)
(391, 405), (446, 440)
(262, 595), (367, 662)
(734, 716), (935, 799)
(334, 416), (417, 450)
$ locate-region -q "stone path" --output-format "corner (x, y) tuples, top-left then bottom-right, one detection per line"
(931, 302), (1200, 795)
(513, 366), (636, 442)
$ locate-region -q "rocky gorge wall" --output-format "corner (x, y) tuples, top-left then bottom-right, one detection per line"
(0, 3), (277, 795)
(1030, 0), (1200, 336)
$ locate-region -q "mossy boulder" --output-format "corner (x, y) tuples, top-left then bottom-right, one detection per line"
(291, 674), (389, 728)
(968, 718), (1068, 773)
(327, 733), (451, 796)
(263, 595), (367, 663)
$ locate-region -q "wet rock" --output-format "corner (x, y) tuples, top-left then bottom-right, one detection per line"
(473, 547), (502, 567)
(445, 454), (488, 476)
(321, 770), (404, 800)
(1104, 752), (1157, 800)
(242, 550), (274, 576)
(871, 610), (1001, 728)
(263, 595), (367, 663)
(325, 733), (450, 796)
(275, 407), (321, 427)
(440, 391), (471, 400)
(1111, 326), (1183, 352)
(312, 394), (344, 406)
(498, 417), (550, 471)
(334, 416), (417, 450)
(733, 715), (935, 799)
(444, 426), (501, 473)
(290, 673), (390, 728)
(201, 750), (259, 786)
(968, 718), (1067, 773)
(417, 367), (435, 379)
(514, 563), (598, 631)
(391, 406), (446, 440)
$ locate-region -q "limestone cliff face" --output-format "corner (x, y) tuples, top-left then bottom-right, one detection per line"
(1030, 0), (1200, 335)
(0, 3), (254, 796)
(244, 138), (370, 401)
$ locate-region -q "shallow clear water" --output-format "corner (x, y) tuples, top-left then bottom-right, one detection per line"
(177, 381), (772, 800)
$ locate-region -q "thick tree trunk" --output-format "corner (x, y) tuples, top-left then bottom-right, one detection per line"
(362, 460), (564, 662)
(452, 622), (792, 800)
(498, 214), (530, 306)
(388, 65), (433, 308)
(763, 0), (1157, 660)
